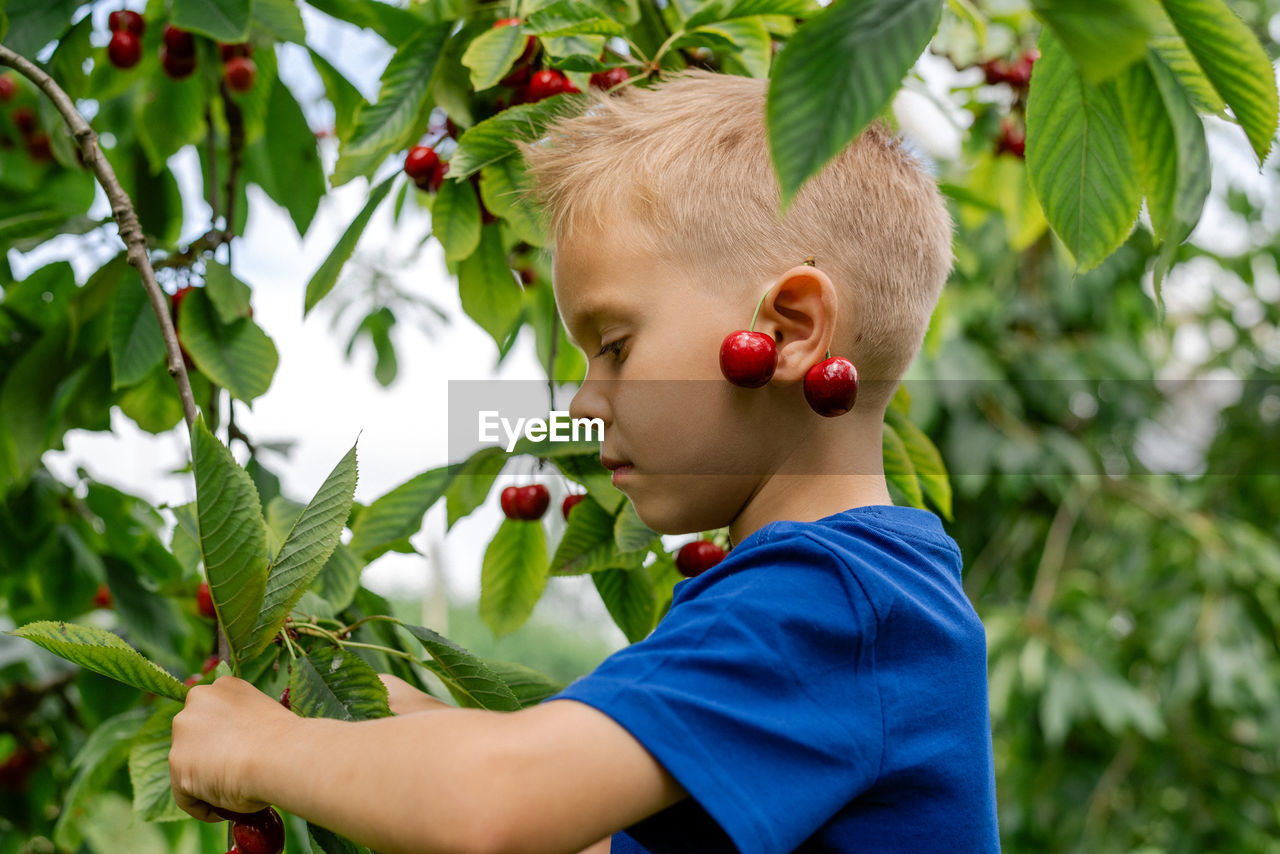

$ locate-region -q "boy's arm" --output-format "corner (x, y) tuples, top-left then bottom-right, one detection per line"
(170, 676), (683, 854)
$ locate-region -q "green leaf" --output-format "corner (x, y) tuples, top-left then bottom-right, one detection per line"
(0, 0), (78, 57)
(309, 824), (375, 854)
(444, 446), (507, 530)
(290, 645), (394, 721)
(480, 518), (549, 637)
(304, 173), (397, 316)
(526, 1), (626, 36)
(178, 288), (278, 403)
(1030, 0), (1162, 82)
(593, 566), (656, 643)
(332, 23), (451, 186)
(8, 622), (188, 701)
(614, 501), (658, 553)
(172, 0), (250, 40)
(884, 406), (952, 519)
(682, 0), (817, 28)
(312, 544), (366, 612)
(462, 22), (528, 90)
(1148, 32), (1226, 116)
(1160, 0), (1279, 164)
(192, 418), (270, 662)
(253, 0), (307, 42)
(1025, 29), (1141, 273)
(247, 75), (327, 238)
(882, 422), (924, 509)
(54, 709), (148, 850)
(458, 224), (524, 351)
(695, 18), (772, 78)
(107, 277), (165, 390)
(128, 701), (187, 821)
(135, 60), (206, 173)
(481, 659), (566, 707)
(551, 494), (636, 574)
(204, 262), (253, 324)
(450, 96), (587, 178)
(310, 49), (364, 142)
(348, 466), (454, 559)
(400, 623), (522, 710)
(479, 158), (549, 247)
(247, 442), (359, 657)
(434, 176), (483, 262)
(767, 0), (941, 209)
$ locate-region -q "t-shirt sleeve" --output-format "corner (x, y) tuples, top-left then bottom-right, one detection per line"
(544, 531), (884, 854)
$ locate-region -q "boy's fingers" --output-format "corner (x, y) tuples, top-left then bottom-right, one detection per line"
(377, 673), (451, 714)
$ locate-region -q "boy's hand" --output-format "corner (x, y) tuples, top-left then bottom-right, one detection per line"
(377, 673), (452, 714)
(170, 675), (295, 822)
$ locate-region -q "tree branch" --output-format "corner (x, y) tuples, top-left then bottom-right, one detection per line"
(0, 45), (199, 432)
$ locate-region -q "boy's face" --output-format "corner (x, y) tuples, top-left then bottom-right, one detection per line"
(553, 222), (795, 535)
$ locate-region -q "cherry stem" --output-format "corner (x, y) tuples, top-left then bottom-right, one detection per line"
(747, 289), (769, 332)
(293, 623), (420, 665)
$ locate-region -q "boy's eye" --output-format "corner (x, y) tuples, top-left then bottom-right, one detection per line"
(595, 338), (626, 361)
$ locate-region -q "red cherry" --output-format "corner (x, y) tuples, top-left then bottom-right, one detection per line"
(13, 107), (36, 135)
(201, 654), (220, 675)
(589, 67), (630, 91)
(500, 485), (521, 520)
(500, 64), (531, 89)
(518, 266), (536, 286)
(230, 806), (285, 854)
(160, 45), (197, 79)
(981, 58), (1010, 86)
(25, 132), (52, 162)
(719, 330), (777, 388)
(802, 356), (858, 417)
(0, 74), (15, 102)
(219, 42), (252, 61)
(403, 145), (440, 182)
(223, 56), (256, 93)
(562, 493), (585, 520)
(107, 30), (143, 69)
(279, 687), (291, 710)
(109, 10), (145, 35)
(995, 117), (1025, 159)
(92, 584), (113, 609)
(162, 25), (196, 58)
(183, 673), (201, 688)
(524, 69), (577, 102)
(414, 160), (448, 193)
(197, 579), (216, 619)
(171, 285), (195, 319)
(675, 540), (725, 578)
(514, 484), (550, 520)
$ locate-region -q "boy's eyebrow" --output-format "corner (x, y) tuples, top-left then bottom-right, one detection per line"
(561, 299), (630, 345)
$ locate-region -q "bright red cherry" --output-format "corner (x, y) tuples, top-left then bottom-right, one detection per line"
(719, 330), (777, 388)
(0, 75), (15, 102)
(403, 145), (440, 182)
(524, 69), (577, 102)
(92, 584), (113, 609)
(107, 30), (143, 69)
(500, 486), (521, 520)
(414, 160), (448, 193)
(675, 540), (725, 578)
(562, 493), (585, 520)
(219, 42), (252, 61)
(589, 67), (630, 91)
(802, 356), (858, 417)
(229, 806), (285, 854)
(223, 56), (256, 92)
(196, 579), (216, 619)
(513, 484), (550, 521)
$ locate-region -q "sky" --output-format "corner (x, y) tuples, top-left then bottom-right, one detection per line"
(9, 9), (1280, 648)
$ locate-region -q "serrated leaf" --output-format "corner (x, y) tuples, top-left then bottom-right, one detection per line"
(178, 288), (279, 402)
(401, 623), (522, 711)
(313, 544), (367, 613)
(250, 75), (326, 237)
(884, 406), (952, 519)
(480, 518), (549, 637)
(253, 0), (307, 43)
(1148, 32), (1226, 116)
(107, 277), (165, 390)
(304, 173), (397, 316)
(8, 622), (189, 700)
(310, 49), (364, 142)
(451, 96), (586, 178)
(434, 176), (483, 262)
(767, 0), (941, 210)
(481, 659), (566, 707)
(695, 18), (771, 78)
(593, 566), (656, 643)
(171, 0), (250, 40)
(444, 446), (507, 530)
(128, 701), (187, 821)
(526, 1), (626, 37)
(192, 418), (270, 662)
(462, 22), (528, 90)
(289, 645), (393, 721)
(614, 501), (658, 553)
(205, 262), (253, 324)
(551, 494), (630, 575)
(247, 442), (359, 657)
(332, 23), (451, 186)
(347, 465), (454, 560)
(883, 422), (924, 509)
(479, 158), (549, 246)
(1030, 0), (1162, 82)
(1025, 29), (1141, 272)
(1161, 0), (1278, 164)
(457, 224), (524, 350)
(683, 0), (817, 29)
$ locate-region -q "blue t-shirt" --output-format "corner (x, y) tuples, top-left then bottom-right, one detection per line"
(546, 504), (999, 853)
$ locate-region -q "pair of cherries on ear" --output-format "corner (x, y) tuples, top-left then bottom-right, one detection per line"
(718, 267), (858, 417)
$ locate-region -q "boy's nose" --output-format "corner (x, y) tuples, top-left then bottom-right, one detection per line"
(569, 377), (612, 429)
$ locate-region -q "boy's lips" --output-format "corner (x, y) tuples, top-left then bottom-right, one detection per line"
(600, 455), (634, 484)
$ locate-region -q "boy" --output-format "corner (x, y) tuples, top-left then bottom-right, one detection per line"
(169, 70), (999, 853)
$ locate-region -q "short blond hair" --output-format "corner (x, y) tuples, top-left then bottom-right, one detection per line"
(516, 69), (954, 403)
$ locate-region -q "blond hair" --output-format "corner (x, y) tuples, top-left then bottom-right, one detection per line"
(516, 69), (954, 405)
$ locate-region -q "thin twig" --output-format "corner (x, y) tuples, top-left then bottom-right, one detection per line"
(0, 45), (199, 431)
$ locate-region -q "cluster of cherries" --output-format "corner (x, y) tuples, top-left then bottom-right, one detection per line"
(490, 17), (631, 109)
(215, 806), (286, 854)
(718, 268), (860, 418)
(103, 8), (257, 93)
(2, 76), (54, 163)
(980, 48), (1038, 160)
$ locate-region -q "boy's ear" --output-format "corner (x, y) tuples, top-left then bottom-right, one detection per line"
(757, 265), (838, 384)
